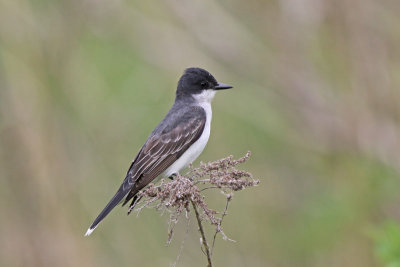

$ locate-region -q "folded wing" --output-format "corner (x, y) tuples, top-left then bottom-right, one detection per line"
(85, 106), (206, 235)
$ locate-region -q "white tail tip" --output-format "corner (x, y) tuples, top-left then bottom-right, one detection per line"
(85, 227), (95, 236)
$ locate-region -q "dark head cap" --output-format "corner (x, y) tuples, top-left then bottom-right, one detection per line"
(176, 67), (232, 98)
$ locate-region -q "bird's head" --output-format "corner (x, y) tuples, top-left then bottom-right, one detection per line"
(176, 67), (232, 101)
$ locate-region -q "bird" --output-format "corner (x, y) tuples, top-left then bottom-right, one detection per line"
(85, 67), (233, 236)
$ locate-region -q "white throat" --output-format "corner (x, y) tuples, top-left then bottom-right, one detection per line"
(193, 89), (216, 104)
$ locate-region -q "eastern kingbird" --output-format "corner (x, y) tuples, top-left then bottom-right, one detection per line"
(85, 67), (232, 236)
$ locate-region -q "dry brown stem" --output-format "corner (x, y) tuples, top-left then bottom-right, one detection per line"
(132, 151), (259, 266)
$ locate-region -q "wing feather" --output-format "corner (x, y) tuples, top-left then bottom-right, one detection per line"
(121, 106), (206, 206)
(87, 106), (207, 233)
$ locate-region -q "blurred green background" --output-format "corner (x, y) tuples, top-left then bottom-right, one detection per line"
(1, 0), (400, 266)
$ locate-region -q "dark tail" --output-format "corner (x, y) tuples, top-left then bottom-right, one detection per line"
(85, 185), (130, 236)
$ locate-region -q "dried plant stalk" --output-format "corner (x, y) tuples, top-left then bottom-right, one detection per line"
(132, 151), (259, 266)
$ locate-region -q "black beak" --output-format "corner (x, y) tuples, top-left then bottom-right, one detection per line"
(214, 82), (233, 90)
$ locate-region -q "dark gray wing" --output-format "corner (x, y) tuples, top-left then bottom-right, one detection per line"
(87, 106), (206, 232)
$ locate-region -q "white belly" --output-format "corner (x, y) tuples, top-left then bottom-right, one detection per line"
(164, 102), (212, 177)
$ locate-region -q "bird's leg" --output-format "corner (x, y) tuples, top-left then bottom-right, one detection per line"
(168, 173), (178, 180)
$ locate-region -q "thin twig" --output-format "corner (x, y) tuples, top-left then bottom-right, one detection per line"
(200, 186), (219, 192)
(211, 195), (230, 257)
(171, 217), (190, 267)
(191, 199), (212, 267)
(194, 179), (211, 184)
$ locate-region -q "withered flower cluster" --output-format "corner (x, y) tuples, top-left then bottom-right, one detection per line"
(131, 152), (259, 266)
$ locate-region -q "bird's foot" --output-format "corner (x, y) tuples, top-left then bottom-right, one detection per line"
(168, 173), (178, 180)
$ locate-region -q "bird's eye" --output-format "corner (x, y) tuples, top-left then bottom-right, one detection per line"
(200, 81), (208, 88)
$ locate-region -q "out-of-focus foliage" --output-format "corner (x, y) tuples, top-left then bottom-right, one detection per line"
(371, 221), (400, 267)
(1, 0), (400, 266)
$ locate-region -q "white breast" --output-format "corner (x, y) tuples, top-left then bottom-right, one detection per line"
(164, 90), (214, 177)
